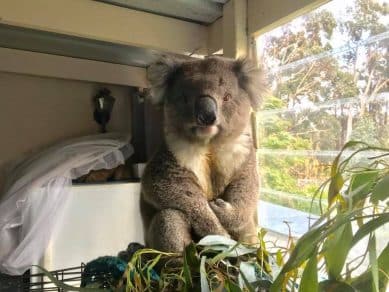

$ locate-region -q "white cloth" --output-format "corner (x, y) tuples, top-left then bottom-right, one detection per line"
(0, 133), (133, 275)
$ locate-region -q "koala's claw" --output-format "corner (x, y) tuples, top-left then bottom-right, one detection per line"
(209, 200), (219, 211)
(215, 198), (226, 206)
(211, 198), (232, 209)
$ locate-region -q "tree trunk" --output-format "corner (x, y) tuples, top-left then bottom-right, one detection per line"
(346, 108), (353, 143)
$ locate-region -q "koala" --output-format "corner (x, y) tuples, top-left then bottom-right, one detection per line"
(141, 56), (266, 253)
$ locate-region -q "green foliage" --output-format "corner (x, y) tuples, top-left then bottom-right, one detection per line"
(258, 95), (330, 213)
(342, 0), (388, 42)
(120, 144), (388, 292)
(299, 254), (318, 292)
(262, 95), (286, 110)
(350, 115), (382, 147)
(270, 142), (388, 292)
(42, 143), (388, 292)
(258, 0), (388, 212)
(125, 236), (270, 292)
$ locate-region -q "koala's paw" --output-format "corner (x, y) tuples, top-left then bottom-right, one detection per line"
(211, 198), (232, 208)
(210, 199), (234, 218)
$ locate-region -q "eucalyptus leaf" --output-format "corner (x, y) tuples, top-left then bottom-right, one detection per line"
(198, 235), (238, 246)
(146, 254), (161, 283)
(183, 251), (193, 290)
(208, 244), (240, 265)
(225, 279), (241, 292)
(252, 279), (272, 289)
(271, 207), (370, 292)
(369, 235), (379, 292)
(238, 262), (258, 288)
(350, 243), (389, 291)
(205, 242), (257, 264)
(277, 223), (325, 272)
(299, 255), (318, 292)
(324, 220), (353, 279)
(270, 225), (325, 292)
(328, 172), (344, 206)
(201, 245), (231, 253)
(371, 174), (389, 204)
(351, 213), (389, 247)
(276, 249), (284, 267)
(348, 171), (379, 206)
(319, 280), (355, 292)
(184, 242), (200, 268)
(238, 267), (255, 292)
(200, 256), (210, 292)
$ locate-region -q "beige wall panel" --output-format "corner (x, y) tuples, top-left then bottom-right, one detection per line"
(0, 48), (147, 87)
(0, 0), (208, 55)
(0, 72), (132, 192)
(208, 18), (223, 55)
(248, 0), (330, 36)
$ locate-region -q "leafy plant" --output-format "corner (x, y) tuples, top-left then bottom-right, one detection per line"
(41, 142), (388, 291)
(270, 141), (388, 292)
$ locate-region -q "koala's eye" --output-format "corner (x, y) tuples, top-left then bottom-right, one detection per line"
(223, 93), (231, 102)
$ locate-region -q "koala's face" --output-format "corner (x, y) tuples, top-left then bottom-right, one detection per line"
(147, 57), (265, 143)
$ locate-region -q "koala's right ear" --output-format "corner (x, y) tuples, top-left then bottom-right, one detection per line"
(147, 56), (181, 105)
(233, 58), (267, 110)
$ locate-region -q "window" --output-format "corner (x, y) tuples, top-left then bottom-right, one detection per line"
(255, 0), (388, 238)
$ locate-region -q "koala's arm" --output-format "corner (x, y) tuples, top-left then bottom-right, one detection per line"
(142, 151), (228, 237)
(210, 149), (259, 232)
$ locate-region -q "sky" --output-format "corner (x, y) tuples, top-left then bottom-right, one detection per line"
(255, 0), (388, 117)
(256, 0), (388, 59)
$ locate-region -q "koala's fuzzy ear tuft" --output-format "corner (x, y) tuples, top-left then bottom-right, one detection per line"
(147, 55), (181, 105)
(233, 58), (267, 110)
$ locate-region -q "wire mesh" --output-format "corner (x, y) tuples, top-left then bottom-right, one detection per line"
(0, 264), (85, 291)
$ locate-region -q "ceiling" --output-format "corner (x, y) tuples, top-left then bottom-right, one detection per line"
(0, 1), (226, 69)
(95, 0), (226, 24)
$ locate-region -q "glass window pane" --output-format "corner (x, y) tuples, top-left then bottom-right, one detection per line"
(255, 0), (388, 240)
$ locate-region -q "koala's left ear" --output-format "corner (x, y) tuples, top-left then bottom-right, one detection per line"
(233, 58), (267, 110)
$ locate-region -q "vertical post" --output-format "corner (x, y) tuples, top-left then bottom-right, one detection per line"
(222, 0), (248, 59)
(130, 89), (147, 163)
(130, 88), (164, 164)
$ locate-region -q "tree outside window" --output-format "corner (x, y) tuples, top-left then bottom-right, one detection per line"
(256, 0), (388, 214)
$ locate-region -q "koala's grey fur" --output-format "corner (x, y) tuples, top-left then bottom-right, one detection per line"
(141, 56), (266, 253)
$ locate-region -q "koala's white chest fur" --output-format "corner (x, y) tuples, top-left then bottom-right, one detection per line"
(166, 132), (251, 199)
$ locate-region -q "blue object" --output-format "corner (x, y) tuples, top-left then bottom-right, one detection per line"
(81, 256), (127, 288)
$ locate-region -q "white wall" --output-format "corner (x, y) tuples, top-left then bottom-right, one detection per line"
(0, 71), (132, 192)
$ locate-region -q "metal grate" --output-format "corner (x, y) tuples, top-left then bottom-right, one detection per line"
(0, 265), (85, 291)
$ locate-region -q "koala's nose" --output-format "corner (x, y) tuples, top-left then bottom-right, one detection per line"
(195, 96), (217, 126)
